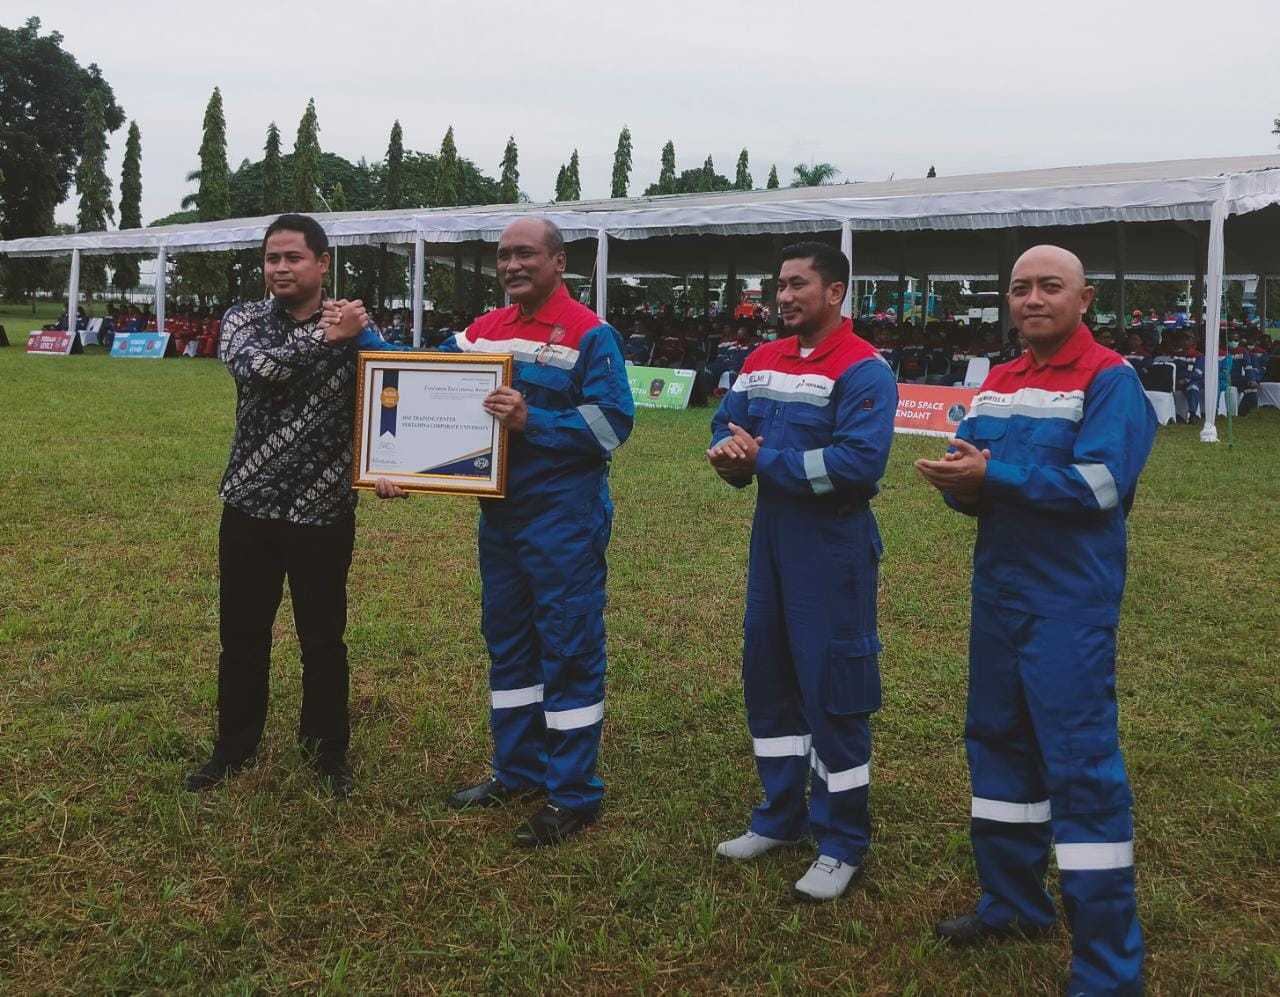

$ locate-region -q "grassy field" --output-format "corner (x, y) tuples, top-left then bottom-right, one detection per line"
(1, 316), (1277, 994)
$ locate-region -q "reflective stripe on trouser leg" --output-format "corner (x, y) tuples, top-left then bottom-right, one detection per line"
(967, 600), (1057, 929)
(520, 498), (611, 812)
(1021, 611), (1144, 995)
(807, 718), (872, 866)
(479, 517), (546, 790)
(743, 516), (810, 842)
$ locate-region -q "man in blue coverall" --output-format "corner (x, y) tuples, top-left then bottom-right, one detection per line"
(376, 217), (634, 847)
(708, 241), (897, 901)
(916, 245), (1155, 995)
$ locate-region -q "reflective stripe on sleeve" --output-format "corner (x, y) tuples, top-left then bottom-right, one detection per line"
(803, 448), (834, 495)
(1072, 463), (1119, 510)
(1055, 840), (1134, 870)
(753, 734), (812, 758)
(577, 404), (622, 452)
(490, 684), (544, 709)
(544, 701), (605, 730)
(971, 796), (1051, 823)
(810, 751), (870, 792)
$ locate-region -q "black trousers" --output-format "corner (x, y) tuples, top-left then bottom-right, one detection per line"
(215, 503), (355, 763)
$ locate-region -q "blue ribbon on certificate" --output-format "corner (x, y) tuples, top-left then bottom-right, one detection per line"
(380, 370), (399, 437)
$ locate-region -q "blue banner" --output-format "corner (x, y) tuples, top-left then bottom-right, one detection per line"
(110, 332), (173, 359)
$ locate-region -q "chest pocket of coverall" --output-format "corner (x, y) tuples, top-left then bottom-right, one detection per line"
(967, 417), (1007, 460)
(518, 362), (576, 409)
(746, 397), (775, 438)
(784, 401), (834, 446)
(1029, 421), (1076, 467)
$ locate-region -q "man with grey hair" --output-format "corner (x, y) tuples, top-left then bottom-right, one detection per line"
(377, 217), (634, 847)
(916, 245), (1154, 995)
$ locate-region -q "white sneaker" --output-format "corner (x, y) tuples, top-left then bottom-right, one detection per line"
(715, 830), (798, 860)
(793, 855), (859, 901)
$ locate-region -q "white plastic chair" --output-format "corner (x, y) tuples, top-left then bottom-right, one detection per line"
(955, 356), (989, 388)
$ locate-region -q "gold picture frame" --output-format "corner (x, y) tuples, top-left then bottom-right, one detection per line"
(352, 350), (512, 498)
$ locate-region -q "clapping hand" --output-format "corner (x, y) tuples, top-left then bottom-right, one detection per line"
(707, 422), (764, 482)
(914, 437), (991, 503)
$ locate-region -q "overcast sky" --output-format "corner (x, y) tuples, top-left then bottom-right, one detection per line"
(33, 0), (1280, 227)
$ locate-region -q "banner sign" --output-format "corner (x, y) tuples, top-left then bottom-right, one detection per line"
(111, 332), (174, 359)
(26, 330), (82, 355)
(627, 365), (696, 410)
(894, 384), (977, 438)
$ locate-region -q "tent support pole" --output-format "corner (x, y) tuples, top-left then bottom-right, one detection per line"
(997, 229), (1018, 338)
(66, 248), (81, 333)
(1192, 229), (1205, 325)
(595, 229), (609, 318)
(411, 238), (424, 348)
(454, 247), (465, 316)
(155, 247), (166, 334)
(840, 222), (854, 319)
(1261, 274), (1269, 331)
(472, 247), (483, 316)
(921, 272), (930, 326)
(1200, 199), (1227, 443)
(725, 247), (738, 317)
(1115, 222), (1127, 335)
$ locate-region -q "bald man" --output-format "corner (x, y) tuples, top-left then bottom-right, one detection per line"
(378, 218), (634, 847)
(916, 246), (1155, 995)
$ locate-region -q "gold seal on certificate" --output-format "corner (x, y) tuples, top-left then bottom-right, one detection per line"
(352, 351), (512, 497)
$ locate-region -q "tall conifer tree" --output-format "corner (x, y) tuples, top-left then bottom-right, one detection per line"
(292, 98), (321, 212)
(734, 148), (752, 190)
(262, 122), (284, 212)
(113, 121), (142, 291)
(433, 126), (460, 207)
(611, 126), (633, 198)
(499, 136), (519, 203)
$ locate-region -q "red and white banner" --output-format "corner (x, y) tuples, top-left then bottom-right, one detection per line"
(26, 330), (82, 356)
(894, 384), (977, 438)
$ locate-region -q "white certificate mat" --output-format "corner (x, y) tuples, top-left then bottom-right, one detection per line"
(353, 351), (511, 497)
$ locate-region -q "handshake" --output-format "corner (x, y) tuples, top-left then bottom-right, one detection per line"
(319, 298), (370, 344)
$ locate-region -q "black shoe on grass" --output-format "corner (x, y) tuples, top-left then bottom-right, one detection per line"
(316, 752), (354, 799)
(184, 755), (250, 792)
(447, 776), (540, 810)
(513, 803), (598, 847)
(935, 911), (1056, 945)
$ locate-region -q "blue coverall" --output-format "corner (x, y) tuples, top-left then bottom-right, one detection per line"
(711, 321), (897, 864)
(438, 284), (634, 813)
(945, 325), (1156, 995)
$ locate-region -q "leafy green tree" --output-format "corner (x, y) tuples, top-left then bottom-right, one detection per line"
(657, 141), (676, 194)
(926, 165), (937, 178)
(564, 149), (582, 201)
(791, 162), (840, 187)
(734, 148), (752, 190)
(292, 98), (322, 211)
(499, 136), (519, 203)
(262, 122), (284, 213)
(1273, 114), (1280, 147)
(384, 121), (404, 208)
(0, 17), (124, 301)
(555, 164), (569, 201)
(113, 121), (142, 292)
(766, 165), (780, 189)
(433, 126), (460, 207)
(195, 88), (231, 222)
(74, 90), (114, 296)
(698, 155), (717, 193)
(611, 127), (632, 198)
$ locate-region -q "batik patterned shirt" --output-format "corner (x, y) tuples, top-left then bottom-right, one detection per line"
(218, 297), (360, 525)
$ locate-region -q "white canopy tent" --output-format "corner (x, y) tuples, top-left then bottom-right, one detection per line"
(5, 153), (1280, 442)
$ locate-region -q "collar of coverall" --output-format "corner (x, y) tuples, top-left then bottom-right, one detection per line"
(502, 281), (573, 327)
(1011, 322), (1093, 372)
(778, 317), (853, 361)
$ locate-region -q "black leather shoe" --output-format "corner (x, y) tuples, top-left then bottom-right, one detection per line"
(316, 753), (354, 798)
(935, 911), (1056, 945)
(184, 755), (251, 792)
(447, 776), (540, 810)
(513, 803), (598, 847)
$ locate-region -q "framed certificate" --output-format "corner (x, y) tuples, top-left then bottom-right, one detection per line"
(353, 351), (512, 497)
